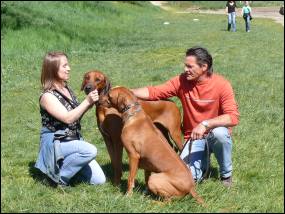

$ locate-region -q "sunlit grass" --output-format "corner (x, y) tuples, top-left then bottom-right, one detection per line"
(1, 1), (284, 212)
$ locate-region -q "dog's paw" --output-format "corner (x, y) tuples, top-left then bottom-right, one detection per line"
(125, 190), (133, 197)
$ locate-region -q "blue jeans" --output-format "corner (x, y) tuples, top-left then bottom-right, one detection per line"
(59, 139), (106, 185)
(244, 14), (251, 32)
(35, 127), (106, 185)
(228, 12), (236, 32)
(180, 127), (232, 182)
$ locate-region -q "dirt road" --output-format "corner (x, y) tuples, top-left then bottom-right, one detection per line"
(184, 7), (284, 26)
(150, 1), (284, 26)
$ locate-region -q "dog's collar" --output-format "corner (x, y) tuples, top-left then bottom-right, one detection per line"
(122, 102), (141, 123)
(121, 102), (140, 113)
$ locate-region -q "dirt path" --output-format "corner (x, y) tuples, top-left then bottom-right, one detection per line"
(150, 1), (284, 26)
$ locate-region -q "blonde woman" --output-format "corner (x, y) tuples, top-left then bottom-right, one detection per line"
(35, 51), (106, 187)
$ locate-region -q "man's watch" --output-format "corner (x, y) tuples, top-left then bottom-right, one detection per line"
(201, 120), (209, 129)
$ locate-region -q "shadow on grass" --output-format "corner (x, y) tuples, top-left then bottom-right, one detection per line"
(117, 178), (163, 201)
(209, 166), (219, 180)
(28, 160), (128, 187)
(28, 161), (58, 188)
(204, 166), (219, 181)
(28, 161), (130, 188)
(100, 162), (129, 182)
(28, 160), (219, 199)
(100, 163), (165, 200)
(99, 162), (162, 200)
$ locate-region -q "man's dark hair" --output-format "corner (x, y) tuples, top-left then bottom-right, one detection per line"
(186, 46), (213, 75)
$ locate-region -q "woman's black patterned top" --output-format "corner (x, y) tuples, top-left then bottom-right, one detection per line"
(39, 85), (81, 134)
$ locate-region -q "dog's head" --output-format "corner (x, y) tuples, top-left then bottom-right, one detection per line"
(106, 87), (137, 113)
(81, 70), (111, 95)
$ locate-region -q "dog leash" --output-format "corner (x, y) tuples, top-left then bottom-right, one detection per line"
(184, 135), (211, 182)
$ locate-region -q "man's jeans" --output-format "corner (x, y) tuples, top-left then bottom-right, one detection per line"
(228, 12), (236, 32)
(60, 140), (106, 185)
(180, 127), (232, 182)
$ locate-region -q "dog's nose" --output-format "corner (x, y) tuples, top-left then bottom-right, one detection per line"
(86, 85), (92, 90)
(84, 84), (93, 95)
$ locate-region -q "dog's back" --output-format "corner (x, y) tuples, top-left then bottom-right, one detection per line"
(122, 111), (186, 174)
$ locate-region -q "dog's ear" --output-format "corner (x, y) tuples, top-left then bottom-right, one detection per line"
(117, 93), (127, 111)
(102, 76), (112, 96)
(81, 73), (88, 91)
(108, 89), (119, 105)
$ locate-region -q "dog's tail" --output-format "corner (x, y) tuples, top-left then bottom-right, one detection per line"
(190, 188), (207, 208)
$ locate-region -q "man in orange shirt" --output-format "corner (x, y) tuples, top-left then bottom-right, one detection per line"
(131, 46), (239, 187)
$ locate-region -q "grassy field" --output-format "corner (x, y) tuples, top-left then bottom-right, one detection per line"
(1, 1), (284, 213)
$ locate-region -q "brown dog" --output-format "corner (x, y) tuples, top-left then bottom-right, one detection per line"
(103, 86), (204, 203)
(81, 70), (183, 185)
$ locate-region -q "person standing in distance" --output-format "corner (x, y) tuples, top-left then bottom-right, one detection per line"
(225, 1), (237, 32)
(241, 1), (252, 32)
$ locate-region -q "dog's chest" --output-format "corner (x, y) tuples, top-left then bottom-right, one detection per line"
(97, 106), (121, 122)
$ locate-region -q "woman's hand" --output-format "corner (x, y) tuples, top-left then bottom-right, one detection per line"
(40, 89), (99, 124)
(86, 89), (99, 105)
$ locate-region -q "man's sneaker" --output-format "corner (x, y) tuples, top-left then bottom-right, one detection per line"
(221, 176), (232, 188)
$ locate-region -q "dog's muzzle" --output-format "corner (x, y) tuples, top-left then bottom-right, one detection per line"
(84, 84), (94, 95)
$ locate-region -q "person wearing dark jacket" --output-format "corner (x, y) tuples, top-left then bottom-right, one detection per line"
(225, 1), (237, 32)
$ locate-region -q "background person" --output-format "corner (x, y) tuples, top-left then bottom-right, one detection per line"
(131, 46), (239, 187)
(241, 1), (252, 32)
(225, 1), (237, 32)
(35, 51), (106, 187)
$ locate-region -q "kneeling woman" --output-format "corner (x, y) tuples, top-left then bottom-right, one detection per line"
(35, 51), (106, 187)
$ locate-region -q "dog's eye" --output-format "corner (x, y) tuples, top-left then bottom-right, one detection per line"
(95, 78), (100, 82)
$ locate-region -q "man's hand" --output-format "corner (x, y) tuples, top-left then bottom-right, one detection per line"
(190, 123), (207, 140)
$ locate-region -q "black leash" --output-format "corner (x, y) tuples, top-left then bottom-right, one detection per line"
(185, 135), (211, 182)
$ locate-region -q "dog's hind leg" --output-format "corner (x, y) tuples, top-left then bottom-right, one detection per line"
(147, 173), (181, 198)
(101, 133), (123, 186)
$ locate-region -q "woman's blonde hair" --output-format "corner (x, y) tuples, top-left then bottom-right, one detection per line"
(41, 51), (67, 91)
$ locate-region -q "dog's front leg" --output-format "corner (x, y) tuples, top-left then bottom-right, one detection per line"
(126, 153), (140, 196)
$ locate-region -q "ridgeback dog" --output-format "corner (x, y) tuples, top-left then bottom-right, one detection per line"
(102, 86), (204, 203)
(81, 70), (183, 186)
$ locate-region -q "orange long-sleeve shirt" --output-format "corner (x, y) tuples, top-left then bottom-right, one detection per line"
(147, 73), (239, 140)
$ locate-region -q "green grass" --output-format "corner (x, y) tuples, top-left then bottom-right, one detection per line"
(1, 1), (284, 212)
